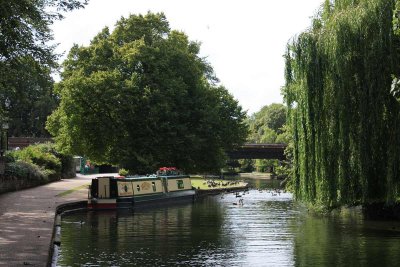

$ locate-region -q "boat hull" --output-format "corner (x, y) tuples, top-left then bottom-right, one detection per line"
(88, 190), (196, 210)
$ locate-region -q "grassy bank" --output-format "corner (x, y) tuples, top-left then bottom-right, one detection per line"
(191, 178), (247, 190)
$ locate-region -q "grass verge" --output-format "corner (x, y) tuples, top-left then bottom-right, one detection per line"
(57, 184), (89, 197)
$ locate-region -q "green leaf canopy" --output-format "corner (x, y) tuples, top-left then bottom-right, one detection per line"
(284, 0), (400, 208)
(0, 0), (87, 136)
(47, 12), (248, 173)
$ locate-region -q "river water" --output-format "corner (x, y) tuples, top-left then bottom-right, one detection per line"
(57, 179), (400, 266)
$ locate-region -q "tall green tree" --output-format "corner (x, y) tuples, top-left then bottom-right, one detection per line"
(284, 0), (400, 209)
(247, 103), (286, 143)
(244, 103), (287, 172)
(0, 0), (87, 136)
(0, 0), (87, 63)
(3, 57), (57, 137)
(47, 12), (247, 173)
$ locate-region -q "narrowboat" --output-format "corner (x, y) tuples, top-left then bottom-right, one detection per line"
(88, 167), (196, 210)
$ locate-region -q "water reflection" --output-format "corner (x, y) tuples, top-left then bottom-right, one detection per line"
(58, 179), (400, 267)
(293, 208), (400, 267)
(59, 202), (228, 266)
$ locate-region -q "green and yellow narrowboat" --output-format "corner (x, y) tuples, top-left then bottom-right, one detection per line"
(88, 167), (196, 210)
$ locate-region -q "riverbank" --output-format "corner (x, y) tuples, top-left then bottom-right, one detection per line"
(238, 172), (272, 179)
(191, 178), (248, 196)
(0, 173), (114, 266)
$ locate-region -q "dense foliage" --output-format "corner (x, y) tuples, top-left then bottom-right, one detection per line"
(5, 143), (75, 181)
(3, 57), (58, 136)
(47, 12), (248, 173)
(243, 103), (288, 172)
(284, 0), (400, 209)
(0, 0), (87, 136)
(247, 103), (287, 143)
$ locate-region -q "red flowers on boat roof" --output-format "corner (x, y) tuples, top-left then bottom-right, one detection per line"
(159, 167), (177, 171)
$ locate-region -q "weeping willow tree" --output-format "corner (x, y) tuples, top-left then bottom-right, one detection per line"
(284, 0), (400, 210)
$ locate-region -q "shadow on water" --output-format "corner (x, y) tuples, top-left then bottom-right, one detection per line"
(293, 207), (400, 267)
(58, 179), (400, 267)
(58, 200), (233, 266)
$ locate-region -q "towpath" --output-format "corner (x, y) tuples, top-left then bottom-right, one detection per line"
(0, 173), (115, 266)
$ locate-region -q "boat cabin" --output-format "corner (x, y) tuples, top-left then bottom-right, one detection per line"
(88, 168), (195, 209)
(90, 175), (192, 199)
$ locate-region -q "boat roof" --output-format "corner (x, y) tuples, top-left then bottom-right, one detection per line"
(101, 174), (190, 181)
(124, 175), (158, 180)
(158, 175), (190, 179)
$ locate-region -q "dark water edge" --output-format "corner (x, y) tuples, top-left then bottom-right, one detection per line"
(58, 179), (400, 267)
(363, 202), (400, 220)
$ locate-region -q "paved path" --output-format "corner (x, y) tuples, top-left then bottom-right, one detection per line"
(0, 173), (116, 266)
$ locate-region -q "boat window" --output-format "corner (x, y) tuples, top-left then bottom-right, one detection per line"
(177, 180), (184, 189)
(152, 182), (156, 192)
(136, 185), (140, 192)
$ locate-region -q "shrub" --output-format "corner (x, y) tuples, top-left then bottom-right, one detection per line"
(3, 153), (15, 163)
(6, 143), (77, 181)
(50, 148), (75, 178)
(58, 153), (75, 178)
(2, 144), (76, 192)
(42, 168), (58, 181)
(10, 144), (61, 175)
(5, 161), (47, 181)
(118, 168), (129, 176)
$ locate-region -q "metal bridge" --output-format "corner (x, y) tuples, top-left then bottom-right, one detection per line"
(226, 143), (287, 160)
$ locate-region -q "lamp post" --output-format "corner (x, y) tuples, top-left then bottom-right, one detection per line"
(4, 122), (8, 152)
(0, 121), (8, 175)
(0, 122), (8, 156)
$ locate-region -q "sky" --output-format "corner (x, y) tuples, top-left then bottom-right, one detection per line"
(51, 0), (323, 114)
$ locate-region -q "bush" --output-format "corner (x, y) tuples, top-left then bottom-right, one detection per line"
(42, 168), (58, 180)
(6, 143), (76, 181)
(58, 153), (75, 178)
(51, 149), (75, 178)
(3, 153), (15, 163)
(5, 161), (47, 181)
(10, 143), (61, 174)
(38, 143), (75, 178)
(118, 168), (129, 176)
